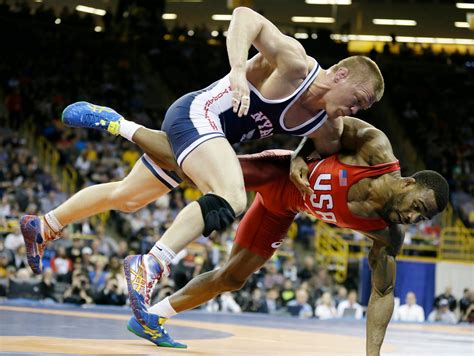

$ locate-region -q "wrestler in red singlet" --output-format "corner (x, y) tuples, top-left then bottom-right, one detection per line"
(236, 150), (400, 259)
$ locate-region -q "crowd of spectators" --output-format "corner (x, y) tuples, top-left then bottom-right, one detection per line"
(378, 50), (474, 227)
(393, 288), (474, 324)
(0, 0), (472, 322)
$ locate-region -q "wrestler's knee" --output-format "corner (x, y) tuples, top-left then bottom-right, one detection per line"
(214, 268), (248, 292)
(373, 254), (396, 297)
(220, 188), (247, 216)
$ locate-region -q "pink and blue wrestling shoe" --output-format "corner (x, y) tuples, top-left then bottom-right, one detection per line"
(19, 215), (46, 274)
(124, 254), (166, 325)
(61, 101), (123, 135)
(127, 314), (187, 349)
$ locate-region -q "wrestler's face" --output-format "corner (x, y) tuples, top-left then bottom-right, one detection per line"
(324, 67), (376, 120)
(383, 179), (439, 225)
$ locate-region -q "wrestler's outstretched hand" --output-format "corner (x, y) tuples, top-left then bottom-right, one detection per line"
(289, 156), (313, 196)
(229, 68), (250, 117)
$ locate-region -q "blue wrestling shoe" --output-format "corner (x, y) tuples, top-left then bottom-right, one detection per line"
(20, 215), (46, 274)
(127, 314), (187, 349)
(124, 254), (166, 325)
(61, 101), (123, 135)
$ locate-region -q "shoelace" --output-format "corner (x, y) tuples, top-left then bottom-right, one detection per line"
(83, 113), (109, 127)
(145, 274), (161, 305)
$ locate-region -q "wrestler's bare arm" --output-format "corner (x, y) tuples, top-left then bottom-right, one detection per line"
(227, 7), (310, 116)
(340, 116), (397, 165)
(227, 7), (308, 79)
(362, 225), (404, 356)
(290, 116), (396, 193)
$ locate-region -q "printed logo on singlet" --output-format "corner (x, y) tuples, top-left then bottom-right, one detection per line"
(271, 240), (283, 248)
(309, 173), (337, 224)
(339, 170), (348, 186)
(204, 86), (232, 131)
(251, 111), (274, 138)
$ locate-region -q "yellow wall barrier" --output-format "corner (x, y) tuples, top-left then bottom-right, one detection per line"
(20, 121), (78, 202)
(37, 136), (60, 177)
(314, 222), (473, 283)
(314, 221), (349, 283)
(439, 227), (474, 261)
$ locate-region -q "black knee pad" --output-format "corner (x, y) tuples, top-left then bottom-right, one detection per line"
(197, 193), (236, 237)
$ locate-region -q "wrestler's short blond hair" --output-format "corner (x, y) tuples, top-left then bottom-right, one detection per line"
(331, 56), (385, 102)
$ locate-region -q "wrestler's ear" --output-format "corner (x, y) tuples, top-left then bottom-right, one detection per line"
(401, 177), (416, 189)
(334, 67), (349, 83)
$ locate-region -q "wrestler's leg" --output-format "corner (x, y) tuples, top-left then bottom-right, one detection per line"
(366, 241), (396, 356)
(53, 159), (171, 228)
(150, 192), (296, 316)
(238, 149), (292, 191)
(20, 156), (176, 274)
(131, 128), (179, 172)
(168, 243), (267, 312)
(158, 137), (247, 253)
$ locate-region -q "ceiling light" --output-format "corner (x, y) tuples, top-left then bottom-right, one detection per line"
(330, 34), (474, 45)
(54, 18), (61, 25)
(331, 34), (392, 42)
(305, 0), (351, 4)
(292, 16), (335, 23)
(211, 30), (219, 37)
(294, 33), (309, 39)
(162, 13), (177, 20)
(75, 5), (106, 16)
(373, 19), (417, 26)
(455, 21), (470, 28)
(212, 14), (232, 21)
(456, 3), (474, 9)
(94, 26), (102, 32)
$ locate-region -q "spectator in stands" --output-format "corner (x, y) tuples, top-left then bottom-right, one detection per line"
(0, 239), (14, 266)
(287, 288), (313, 319)
(4, 225), (23, 251)
(315, 292), (337, 320)
(280, 279), (296, 307)
(264, 288), (281, 315)
(244, 288), (268, 313)
(80, 247), (94, 272)
(434, 286), (457, 312)
(88, 259), (108, 292)
(63, 272), (94, 305)
(51, 246), (73, 282)
(0, 253), (9, 278)
(334, 286), (348, 307)
(281, 257), (298, 282)
(395, 291), (425, 322)
(220, 292), (242, 313)
(13, 245), (28, 270)
(428, 299), (457, 324)
(297, 255), (317, 282)
(460, 289), (474, 323)
(263, 261), (284, 290)
(94, 276), (126, 306)
(95, 225), (118, 256)
(39, 267), (57, 302)
(8, 268), (38, 300)
(40, 191), (63, 214)
(337, 290), (363, 319)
